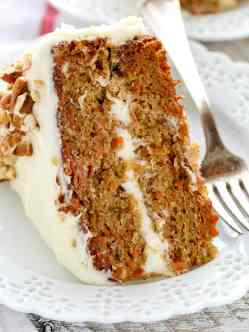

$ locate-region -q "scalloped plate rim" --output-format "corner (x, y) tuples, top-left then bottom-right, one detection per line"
(48, 0), (249, 42)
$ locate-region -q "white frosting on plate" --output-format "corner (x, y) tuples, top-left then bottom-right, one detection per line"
(10, 17), (172, 284)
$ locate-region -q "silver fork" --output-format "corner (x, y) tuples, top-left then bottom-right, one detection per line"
(142, 0), (249, 236)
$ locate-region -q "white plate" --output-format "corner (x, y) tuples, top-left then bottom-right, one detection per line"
(1, 41), (249, 323)
(184, 4), (249, 41)
(49, 0), (249, 41)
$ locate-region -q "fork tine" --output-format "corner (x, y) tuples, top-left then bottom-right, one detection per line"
(226, 182), (249, 221)
(207, 184), (242, 235)
(213, 184), (249, 232)
(239, 179), (249, 201)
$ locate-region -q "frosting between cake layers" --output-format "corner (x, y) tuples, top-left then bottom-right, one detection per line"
(110, 98), (173, 275)
(11, 17), (150, 284)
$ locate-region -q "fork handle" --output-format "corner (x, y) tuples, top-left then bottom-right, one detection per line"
(142, 0), (225, 151)
(201, 103), (225, 153)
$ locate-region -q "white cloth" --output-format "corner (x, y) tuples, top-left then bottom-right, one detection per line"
(0, 0), (45, 43)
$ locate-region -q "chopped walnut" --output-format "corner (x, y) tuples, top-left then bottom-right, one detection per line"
(11, 114), (23, 128)
(0, 110), (10, 125)
(14, 141), (33, 156)
(1, 65), (23, 84)
(0, 93), (11, 110)
(0, 155), (17, 166)
(8, 131), (23, 147)
(11, 78), (28, 109)
(19, 94), (34, 114)
(0, 165), (16, 181)
(0, 57), (36, 182)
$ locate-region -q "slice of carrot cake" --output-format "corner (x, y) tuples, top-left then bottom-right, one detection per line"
(180, 0), (237, 14)
(0, 17), (218, 284)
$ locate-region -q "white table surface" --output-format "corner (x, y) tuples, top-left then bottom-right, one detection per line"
(1, 1), (249, 331)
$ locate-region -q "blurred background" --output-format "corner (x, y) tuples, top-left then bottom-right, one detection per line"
(0, 0), (142, 43)
(0, 0), (139, 67)
(0, 0), (248, 67)
(0, 0), (45, 43)
(0, 0), (89, 67)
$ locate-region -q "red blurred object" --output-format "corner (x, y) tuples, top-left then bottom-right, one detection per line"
(39, 2), (59, 35)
